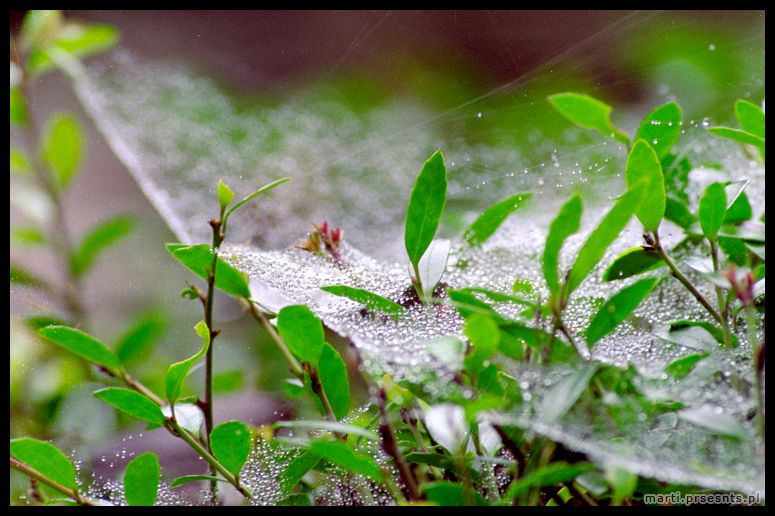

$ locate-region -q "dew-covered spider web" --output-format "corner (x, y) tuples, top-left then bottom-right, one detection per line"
(69, 11), (764, 503)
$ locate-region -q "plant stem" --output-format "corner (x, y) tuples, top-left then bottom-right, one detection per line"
(412, 263), (427, 305)
(244, 300), (304, 377)
(709, 240), (733, 348)
(308, 364), (340, 426)
(10, 458), (96, 506)
(653, 231), (724, 326)
(375, 388), (421, 502)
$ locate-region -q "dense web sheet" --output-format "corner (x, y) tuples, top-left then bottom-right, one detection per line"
(71, 23), (764, 499)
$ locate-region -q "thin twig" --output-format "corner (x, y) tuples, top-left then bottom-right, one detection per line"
(10, 458), (96, 506)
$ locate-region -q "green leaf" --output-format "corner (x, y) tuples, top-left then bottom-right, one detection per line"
(278, 450), (321, 492)
(456, 287), (540, 309)
(505, 462), (595, 499)
(11, 226), (48, 246)
(217, 178), (235, 209)
(539, 366), (598, 424)
(734, 99), (765, 139)
(308, 440), (383, 482)
(223, 177), (290, 223)
(707, 126), (765, 148)
(123, 452), (159, 506)
(668, 320), (737, 348)
(10, 146), (32, 174)
(165, 321), (210, 405)
(463, 193), (531, 246)
(169, 475), (230, 489)
(698, 183), (727, 240)
(93, 387), (165, 426)
(404, 452), (455, 470)
(602, 247), (665, 281)
(213, 370), (245, 394)
(405, 150), (447, 269)
(604, 465), (638, 505)
(657, 324), (719, 352)
(10, 88), (27, 125)
(635, 102), (682, 159)
(38, 325), (120, 372)
(70, 216), (134, 277)
(317, 343), (350, 419)
(320, 285), (404, 319)
(25, 314), (69, 331)
(10, 265), (47, 289)
(463, 313), (500, 376)
(423, 481), (488, 506)
(166, 243), (251, 298)
(27, 24), (120, 75)
(724, 191), (752, 224)
(116, 314), (166, 366)
(677, 406), (749, 440)
(10, 437), (77, 493)
(566, 188), (639, 295)
(277, 305), (325, 365)
(210, 420), (251, 476)
(543, 193), (583, 298)
(585, 277), (660, 348)
(41, 113), (83, 190)
(625, 140), (665, 231)
(274, 420), (378, 441)
(664, 196), (696, 229)
(548, 92), (629, 145)
(664, 353), (709, 379)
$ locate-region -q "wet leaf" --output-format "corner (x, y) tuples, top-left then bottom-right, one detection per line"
(210, 420), (251, 476)
(70, 216), (134, 277)
(548, 92), (629, 145)
(123, 451), (159, 506)
(38, 325), (120, 372)
(678, 406), (749, 440)
(635, 102), (682, 159)
(664, 353), (709, 379)
(308, 440), (383, 482)
(539, 366), (598, 424)
(10, 437), (77, 493)
(277, 305), (325, 365)
(463, 313), (500, 376)
(167, 243), (251, 298)
(41, 112), (83, 190)
(165, 321), (210, 405)
(93, 387), (164, 426)
(543, 192), (582, 298)
(405, 150), (447, 270)
(274, 420), (378, 440)
(170, 475), (229, 489)
(625, 140), (665, 231)
(585, 277), (660, 348)
(698, 183), (727, 240)
(318, 343), (350, 420)
(320, 285), (404, 319)
(463, 193), (531, 246)
(602, 247), (665, 281)
(278, 450), (320, 492)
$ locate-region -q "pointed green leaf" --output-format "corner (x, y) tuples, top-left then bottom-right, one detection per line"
(27, 23), (120, 75)
(12, 226), (47, 246)
(724, 191), (752, 224)
(664, 196), (696, 229)
(604, 465), (638, 505)
(278, 450), (321, 492)
(506, 462), (594, 499)
(116, 314), (166, 366)
(678, 406), (749, 440)
(543, 193), (583, 298)
(463, 314), (500, 376)
(317, 343), (350, 420)
(217, 178), (235, 209)
(635, 102), (682, 159)
(167, 243), (251, 298)
(210, 420), (251, 476)
(585, 277), (660, 348)
(94, 387), (164, 426)
(625, 140), (665, 232)
(223, 177), (290, 223)
(10, 265), (48, 289)
(698, 183), (727, 240)
(38, 325), (120, 372)
(548, 92), (629, 145)
(708, 126), (765, 148)
(308, 440), (383, 482)
(321, 285), (404, 319)
(405, 150), (447, 269)
(463, 193), (531, 246)
(165, 321), (210, 405)
(664, 353), (710, 379)
(70, 216), (134, 277)
(10, 88), (27, 125)
(734, 99), (765, 139)
(10, 146), (32, 174)
(41, 113), (83, 190)
(10, 437), (77, 493)
(539, 366), (598, 424)
(123, 452), (159, 506)
(169, 475), (230, 489)
(277, 305), (325, 365)
(602, 247), (665, 281)
(567, 188), (639, 295)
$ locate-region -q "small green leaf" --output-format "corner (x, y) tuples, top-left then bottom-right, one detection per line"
(604, 465), (638, 505)
(169, 475), (230, 489)
(10, 265), (47, 289)
(123, 452), (159, 506)
(664, 353), (709, 379)
(11, 226), (48, 246)
(585, 277), (660, 348)
(25, 314), (69, 330)
(167, 243), (251, 298)
(664, 196), (697, 229)
(724, 191), (752, 224)
(707, 126), (765, 148)
(734, 99), (765, 139)
(404, 452), (454, 469)
(41, 112), (83, 190)
(423, 481), (488, 506)
(165, 321), (210, 405)
(210, 420), (251, 476)
(38, 325), (120, 372)
(308, 440), (383, 482)
(543, 193), (583, 298)
(213, 370), (245, 394)
(10, 437), (77, 493)
(625, 140), (665, 231)
(548, 92), (629, 145)
(116, 314), (166, 366)
(505, 462), (595, 499)
(405, 150), (447, 269)
(10, 146), (32, 174)
(317, 343), (350, 420)
(698, 183), (727, 240)
(27, 24), (120, 75)
(70, 216), (134, 277)
(277, 305), (325, 365)
(567, 188), (639, 295)
(635, 102), (682, 159)
(678, 406), (749, 440)
(539, 366), (598, 424)
(463, 193), (531, 246)
(463, 314), (500, 376)
(10, 88), (27, 125)
(223, 177), (290, 223)
(93, 387), (165, 426)
(602, 247), (665, 281)
(217, 178), (235, 209)
(321, 285), (404, 319)
(278, 450), (321, 492)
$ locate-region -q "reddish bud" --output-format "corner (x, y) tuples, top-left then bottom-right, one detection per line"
(331, 227), (342, 244)
(320, 220), (328, 235)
